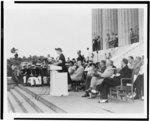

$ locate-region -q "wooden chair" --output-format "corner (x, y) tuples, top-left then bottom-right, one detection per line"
(109, 69), (134, 102)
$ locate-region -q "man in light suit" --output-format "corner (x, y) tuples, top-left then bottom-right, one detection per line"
(70, 60), (84, 81)
(90, 59), (114, 90)
(98, 58), (132, 103)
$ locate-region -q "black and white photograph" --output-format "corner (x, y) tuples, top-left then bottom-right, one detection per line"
(2, 0), (148, 120)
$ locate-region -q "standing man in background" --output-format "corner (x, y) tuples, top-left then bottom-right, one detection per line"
(77, 50), (85, 63)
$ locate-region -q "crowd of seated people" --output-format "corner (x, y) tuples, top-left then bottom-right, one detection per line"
(63, 50), (144, 102)
(10, 48), (144, 103)
(20, 61), (49, 87)
(66, 55), (144, 103)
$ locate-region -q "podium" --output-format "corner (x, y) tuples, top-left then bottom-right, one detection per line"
(49, 64), (68, 96)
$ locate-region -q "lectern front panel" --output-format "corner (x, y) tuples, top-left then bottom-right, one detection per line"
(50, 71), (68, 96)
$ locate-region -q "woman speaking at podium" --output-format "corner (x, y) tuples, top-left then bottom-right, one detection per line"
(54, 48), (68, 72)
(54, 48), (72, 88)
(49, 48), (70, 95)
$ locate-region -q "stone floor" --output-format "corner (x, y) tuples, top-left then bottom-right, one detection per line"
(25, 86), (144, 114)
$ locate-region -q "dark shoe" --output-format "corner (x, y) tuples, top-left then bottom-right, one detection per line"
(98, 99), (108, 103)
(78, 85), (85, 91)
(85, 88), (91, 93)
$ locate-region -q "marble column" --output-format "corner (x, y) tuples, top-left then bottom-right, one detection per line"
(92, 9), (96, 38)
(118, 9), (139, 46)
(97, 9), (103, 49)
(95, 10), (98, 36)
(92, 9), (103, 48)
(102, 9), (107, 49)
(102, 9), (118, 49)
(138, 9), (144, 42)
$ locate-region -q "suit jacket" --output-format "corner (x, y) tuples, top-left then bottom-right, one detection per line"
(114, 65), (132, 81)
(95, 66), (114, 85)
(77, 55), (85, 62)
(101, 66), (114, 78)
(71, 66), (84, 81)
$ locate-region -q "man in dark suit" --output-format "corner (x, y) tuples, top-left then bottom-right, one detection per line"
(98, 58), (132, 103)
(92, 37), (98, 51)
(77, 50), (85, 63)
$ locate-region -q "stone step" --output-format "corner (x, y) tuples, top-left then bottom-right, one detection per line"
(14, 88), (44, 113)
(7, 97), (15, 113)
(18, 84), (67, 113)
(10, 89), (34, 113)
(8, 90), (27, 113)
(15, 86), (54, 113)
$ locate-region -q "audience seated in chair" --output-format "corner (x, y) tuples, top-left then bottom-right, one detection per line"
(41, 64), (49, 85)
(35, 63), (42, 85)
(97, 58), (132, 103)
(21, 65), (28, 85)
(68, 61), (76, 75)
(133, 56), (142, 75)
(133, 56), (144, 100)
(87, 60), (114, 99)
(28, 65), (41, 86)
(128, 56), (134, 69)
(82, 60), (106, 97)
(70, 60), (84, 81)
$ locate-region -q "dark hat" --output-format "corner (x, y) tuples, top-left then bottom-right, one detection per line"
(55, 48), (62, 52)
